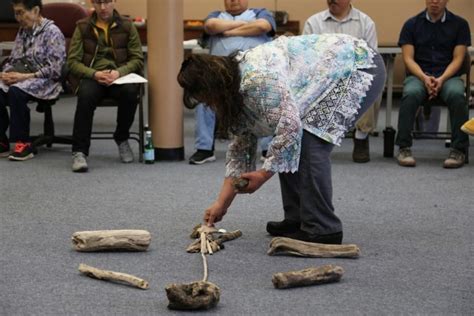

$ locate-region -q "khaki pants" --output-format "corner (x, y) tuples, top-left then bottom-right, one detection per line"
(355, 98), (381, 133)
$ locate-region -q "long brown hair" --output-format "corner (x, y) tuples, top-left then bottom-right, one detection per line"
(177, 54), (243, 139)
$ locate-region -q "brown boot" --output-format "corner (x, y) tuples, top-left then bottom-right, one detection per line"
(352, 137), (370, 163)
(443, 149), (465, 169)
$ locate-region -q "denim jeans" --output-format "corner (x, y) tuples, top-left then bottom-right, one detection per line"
(395, 75), (469, 151)
(194, 102), (272, 152)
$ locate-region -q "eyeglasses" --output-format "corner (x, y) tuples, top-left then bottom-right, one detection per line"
(92, 0), (114, 5)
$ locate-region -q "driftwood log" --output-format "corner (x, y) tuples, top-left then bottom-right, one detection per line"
(272, 264), (344, 289)
(78, 263), (149, 289)
(166, 226), (224, 310)
(165, 281), (220, 310)
(72, 230), (151, 252)
(187, 229), (242, 254)
(268, 237), (360, 258)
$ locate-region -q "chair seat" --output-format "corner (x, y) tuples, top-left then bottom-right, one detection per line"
(35, 99), (58, 113)
(98, 98), (118, 107)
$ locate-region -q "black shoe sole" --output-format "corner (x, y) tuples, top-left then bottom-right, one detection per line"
(189, 156), (216, 165)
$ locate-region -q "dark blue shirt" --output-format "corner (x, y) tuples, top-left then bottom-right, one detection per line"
(398, 10), (471, 77)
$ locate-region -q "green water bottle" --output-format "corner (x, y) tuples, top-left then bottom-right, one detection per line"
(144, 130), (155, 164)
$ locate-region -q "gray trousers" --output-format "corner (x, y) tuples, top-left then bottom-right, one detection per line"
(278, 53), (386, 235)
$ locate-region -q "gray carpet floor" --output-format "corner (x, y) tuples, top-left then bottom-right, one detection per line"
(1, 96), (473, 315)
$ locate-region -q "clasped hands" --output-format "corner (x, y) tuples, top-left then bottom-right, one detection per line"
(0, 71), (34, 85)
(94, 69), (120, 86)
(423, 75), (444, 100)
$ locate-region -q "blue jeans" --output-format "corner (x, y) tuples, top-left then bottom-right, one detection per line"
(395, 75), (469, 151)
(194, 103), (272, 152)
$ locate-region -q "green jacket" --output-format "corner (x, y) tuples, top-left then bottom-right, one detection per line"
(67, 10), (144, 90)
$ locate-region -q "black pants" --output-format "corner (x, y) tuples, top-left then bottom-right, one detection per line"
(0, 87), (36, 143)
(72, 79), (139, 155)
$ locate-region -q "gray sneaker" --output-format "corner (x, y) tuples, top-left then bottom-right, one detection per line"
(72, 152), (88, 172)
(397, 147), (416, 167)
(118, 140), (134, 163)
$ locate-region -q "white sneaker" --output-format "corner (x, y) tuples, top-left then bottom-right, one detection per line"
(118, 140), (134, 163)
(72, 152), (88, 172)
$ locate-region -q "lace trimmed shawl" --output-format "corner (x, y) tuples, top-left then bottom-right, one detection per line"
(225, 34), (376, 177)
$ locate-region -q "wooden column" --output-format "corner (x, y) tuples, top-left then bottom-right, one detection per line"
(147, 0), (184, 160)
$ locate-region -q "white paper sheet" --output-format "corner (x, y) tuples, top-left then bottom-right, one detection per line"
(112, 73), (148, 85)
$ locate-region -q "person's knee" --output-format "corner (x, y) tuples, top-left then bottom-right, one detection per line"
(402, 82), (426, 102)
(6, 86), (23, 99)
(442, 88), (465, 106)
(6, 87), (30, 108)
(118, 85), (139, 100)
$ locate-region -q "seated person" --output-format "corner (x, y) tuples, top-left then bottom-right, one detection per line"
(67, 0), (144, 172)
(189, 0), (276, 165)
(395, 0), (470, 168)
(303, 0), (379, 163)
(0, 0), (66, 161)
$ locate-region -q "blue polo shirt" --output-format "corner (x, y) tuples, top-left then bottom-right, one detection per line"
(202, 8), (276, 57)
(398, 9), (471, 77)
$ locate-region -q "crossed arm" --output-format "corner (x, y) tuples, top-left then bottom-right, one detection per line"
(204, 18), (272, 37)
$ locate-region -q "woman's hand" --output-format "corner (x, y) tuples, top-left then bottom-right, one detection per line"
(1, 72), (34, 85)
(235, 169), (273, 194)
(203, 201), (228, 226)
(203, 178), (238, 226)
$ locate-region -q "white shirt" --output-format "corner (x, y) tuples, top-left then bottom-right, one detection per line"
(303, 6), (378, 50)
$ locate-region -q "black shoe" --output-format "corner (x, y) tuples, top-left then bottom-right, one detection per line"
(266, 219), (300, 236)
(8, 141), (37, 161)
(352, 137), (370, 163)
(284, 230), (343, 244)
(189, 150), (216, 165)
